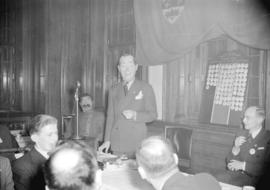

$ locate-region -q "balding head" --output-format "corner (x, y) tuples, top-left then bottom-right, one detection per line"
(136, 136), (178, 179)
(44, 140), (98, 190)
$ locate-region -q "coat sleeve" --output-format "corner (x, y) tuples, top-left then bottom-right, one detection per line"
(12, 160), (31, 190)
(1, 157), (15, 190)
(135, 84), (157, 123)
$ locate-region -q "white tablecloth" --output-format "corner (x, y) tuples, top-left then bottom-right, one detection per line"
(102, 162), (242, 190)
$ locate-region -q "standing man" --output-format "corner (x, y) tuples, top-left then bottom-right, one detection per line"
(99, 54), (157, 157)
(218, 106), (270, 186)
(136, 136), (221, 190)
(12, 114), (59, 190)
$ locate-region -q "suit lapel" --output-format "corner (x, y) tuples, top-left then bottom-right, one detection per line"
(119, 80), (140, 110)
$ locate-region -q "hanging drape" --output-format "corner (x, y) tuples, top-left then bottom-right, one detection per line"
(134, 0), (270, 66)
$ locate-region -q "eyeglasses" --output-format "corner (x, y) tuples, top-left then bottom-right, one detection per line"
(81, 104), (91, 108)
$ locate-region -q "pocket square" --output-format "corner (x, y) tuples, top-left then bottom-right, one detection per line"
(135, 90), (143, 100)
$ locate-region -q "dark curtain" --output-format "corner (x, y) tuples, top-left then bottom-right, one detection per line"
(134, 0), (270, 66)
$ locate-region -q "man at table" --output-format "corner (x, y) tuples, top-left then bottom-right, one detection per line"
(44, 140), (112, 190)
(12, 114), (59, 190)
(136, 136), (221, 190)
(219, 106), (270, 186)
(99, 54), (157, 157)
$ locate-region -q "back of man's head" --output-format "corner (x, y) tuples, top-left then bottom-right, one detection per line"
(44, 140), (99, 190)
(136, 136), (178, 179)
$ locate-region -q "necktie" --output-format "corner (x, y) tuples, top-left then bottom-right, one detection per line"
(124, 84), (128, 96)
(247, 134), (253, 143)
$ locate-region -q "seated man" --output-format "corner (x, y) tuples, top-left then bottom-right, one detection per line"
(44, 140), (111, 190)
(0, 124), (19, 161)
(218, 106), (270, 186)
(0, 155), (14, 190)
(136, 136), (221, 190)
(12, 114), (59, 190)
(65, 94), (105, 142)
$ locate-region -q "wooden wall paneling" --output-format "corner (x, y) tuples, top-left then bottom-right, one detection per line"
(89, 0), (106, 109)
(44, 0), (93, 126)
(266, 50), (270, 130)
(22, 0), (34, 112)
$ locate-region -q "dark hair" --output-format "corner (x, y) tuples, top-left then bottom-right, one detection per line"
(119, 53), (137, 66)
(44, 140), (98, 190)
(29, 114), (57, 135)
(79, 94), (93, 103)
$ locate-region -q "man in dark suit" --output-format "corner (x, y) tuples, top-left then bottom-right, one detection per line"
(99, 54), (157, 157)
(0, 155), (14, 190)
(0, 124), (19, 161)
(218, 106), (270, 187)
(64, 94), (105, 142)
(136, 136), (221, 190)
(12, 114), (59, 190)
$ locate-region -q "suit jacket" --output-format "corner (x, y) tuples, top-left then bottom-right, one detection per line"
(12, 147), (46, 190)
(162, 172), (221, 190)
(104, 80), (157, 154)
(0, 125), (19, 161)
(226, 129), (270, 177)
(0, 156), (14, 190)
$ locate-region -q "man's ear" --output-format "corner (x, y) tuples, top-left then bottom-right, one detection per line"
(138, 166), (147, 179)
(45, 185), (50, 190)
(173, 153), (179, 165)
(30, 133), (38, 143)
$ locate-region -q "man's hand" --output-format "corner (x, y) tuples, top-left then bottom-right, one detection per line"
(227, 160), (245, 171)
(234, 136), (246, 148)
(122, 110), (136, 120)
(98, 141), (111, 153)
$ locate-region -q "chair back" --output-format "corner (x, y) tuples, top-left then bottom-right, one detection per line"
(164, 126), (193, 170)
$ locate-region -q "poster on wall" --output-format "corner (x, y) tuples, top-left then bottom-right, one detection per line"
(205, 63), (248, 125)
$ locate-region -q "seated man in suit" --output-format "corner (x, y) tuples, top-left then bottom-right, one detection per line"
(0, 124), (19, 161)
(65, 94), (105, 142)
(12, 114), (59, 190)
(136, 136), (221, 190)
(44, 140), (111, 190)
(0, 155), (14, 190)
(218, 106), (270, 187)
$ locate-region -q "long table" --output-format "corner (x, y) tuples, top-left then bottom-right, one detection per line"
(102, 161), (242, 190)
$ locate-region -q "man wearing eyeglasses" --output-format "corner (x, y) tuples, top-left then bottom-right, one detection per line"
(78, 94), (105, 141)
(64, 94), (105, 141)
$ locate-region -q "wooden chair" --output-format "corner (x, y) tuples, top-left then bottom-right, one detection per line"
(164, 126), (193, 173)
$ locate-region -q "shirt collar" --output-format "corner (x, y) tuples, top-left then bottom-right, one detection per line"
(250, 126), (262, 139)
(124, 79), (135, 90)
(35, 145), (49, 159)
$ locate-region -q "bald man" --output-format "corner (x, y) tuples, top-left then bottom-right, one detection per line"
(218, 106), (270, 186)
(136, 136), (221, 190)
(44, 140), (112, 190)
